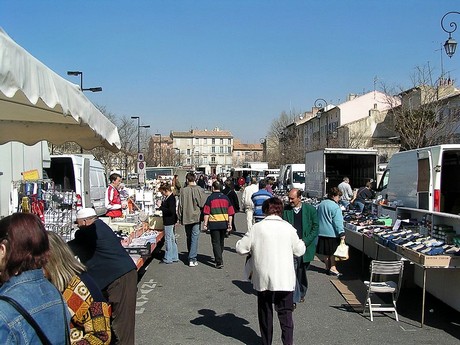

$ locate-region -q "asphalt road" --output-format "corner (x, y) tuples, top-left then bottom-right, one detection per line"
(134, 204), (460, 344)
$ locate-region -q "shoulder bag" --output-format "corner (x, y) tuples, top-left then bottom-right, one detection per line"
(0, 295), (70, 345)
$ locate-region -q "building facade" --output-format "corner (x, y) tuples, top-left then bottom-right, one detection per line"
(170, 128), (233, 175)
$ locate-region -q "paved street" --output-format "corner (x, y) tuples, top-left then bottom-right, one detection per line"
(135, 210), (460, 345)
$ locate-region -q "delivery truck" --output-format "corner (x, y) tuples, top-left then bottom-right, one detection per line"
(305, 148), (379, 198)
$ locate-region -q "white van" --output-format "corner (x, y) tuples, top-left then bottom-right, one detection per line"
(284, 163), (306, 191)
(377, 144), (460, 213)
(45, 154), (107, 215)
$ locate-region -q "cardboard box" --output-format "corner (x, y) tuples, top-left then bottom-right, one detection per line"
(397, 246), (452, 267)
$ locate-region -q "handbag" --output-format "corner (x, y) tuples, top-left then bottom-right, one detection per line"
(0, 294), (70, 345)
(334, 239), (349, 261)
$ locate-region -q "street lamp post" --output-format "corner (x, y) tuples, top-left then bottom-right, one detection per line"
(155, 133), (162, 166)
(314, 99), (328, 148)
(67, 71), (102, 92)
(441, 11), (460, 58)
(131, 117), (150, 187)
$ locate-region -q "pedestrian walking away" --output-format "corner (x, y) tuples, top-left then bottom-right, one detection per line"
(178, 172), (207, 267)
(283, 188), (319, 307)
(203, 181), (235, 269)
(68, 208), (137, 345)
(251, 179), (273, 223)
(242, 177), (259, 231)
(236, 197), (306, 345)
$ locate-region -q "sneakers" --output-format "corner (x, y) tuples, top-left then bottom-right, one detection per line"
(189, 261), (198, 267)
(216, 263), (224, 269)
(328, 269), (342, 277)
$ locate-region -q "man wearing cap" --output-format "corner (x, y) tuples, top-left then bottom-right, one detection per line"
(68, 208), (137, 345)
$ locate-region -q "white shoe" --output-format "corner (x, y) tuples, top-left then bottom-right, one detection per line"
(189, 261), (198, 267)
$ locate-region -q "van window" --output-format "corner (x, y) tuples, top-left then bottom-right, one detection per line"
(44, 157), (75, 192)
(378, 169), (390, 191)
(293, 171), (305, 183)
(90, 170), (98, 188)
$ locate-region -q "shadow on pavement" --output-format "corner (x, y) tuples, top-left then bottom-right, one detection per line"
(190, 308), (260, 344)
(232, 280), (257, 295)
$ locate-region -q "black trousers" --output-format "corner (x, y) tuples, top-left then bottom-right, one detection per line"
(257, 290), (294, 345)
(210, 229), (226, 265)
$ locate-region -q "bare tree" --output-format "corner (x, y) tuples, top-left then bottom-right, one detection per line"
(382, 65), (460, 150)
(266, 111), (296, 166)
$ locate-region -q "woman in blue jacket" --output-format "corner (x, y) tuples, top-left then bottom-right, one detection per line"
(0, 213), (69, 344)
(316, 187), (345, 277)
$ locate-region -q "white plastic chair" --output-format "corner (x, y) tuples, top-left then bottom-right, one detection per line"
(363, 260), (404, 321)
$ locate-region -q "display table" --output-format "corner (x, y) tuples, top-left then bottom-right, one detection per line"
(345, 211), (460, 327)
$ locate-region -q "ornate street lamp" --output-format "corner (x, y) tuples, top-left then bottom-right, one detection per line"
(67, 71), (102, 92)
(314, 99), (328, 148)
(441, 11), (460, 58)
(155, 133), (162, 166)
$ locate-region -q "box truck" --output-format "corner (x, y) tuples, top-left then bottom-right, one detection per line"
(305, 148), (379, 198)
(279, 164), (306, 191)
(0, 141), (50, 218)
(377, 144), (460, 213)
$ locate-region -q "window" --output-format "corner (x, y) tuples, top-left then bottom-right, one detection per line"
(212, 138), (215, 144)
(187, 149), (191, 155)
(220, 146), (224, 153)
(211, 156), (216, 163)
(204, 138), (207, 144)
(228, 138), (231, 145)
(212, 146), (215, 153)
(187, 158), (191, 164)
(220, 138), (224, 145)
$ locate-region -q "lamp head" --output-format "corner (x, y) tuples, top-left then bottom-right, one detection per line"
(67, 71), (82, 76)
(82, 87), (102, 92)
(444, 37), (457, 58)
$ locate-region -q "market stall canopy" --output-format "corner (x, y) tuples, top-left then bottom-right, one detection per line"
(0, 28), (121, 152)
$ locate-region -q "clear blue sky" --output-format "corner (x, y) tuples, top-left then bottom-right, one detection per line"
(1, 1), (458, 143)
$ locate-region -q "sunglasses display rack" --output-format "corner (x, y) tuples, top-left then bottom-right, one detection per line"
(12, 179), (77, 240)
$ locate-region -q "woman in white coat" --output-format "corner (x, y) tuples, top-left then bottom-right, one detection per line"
(236, 197), (306, 345)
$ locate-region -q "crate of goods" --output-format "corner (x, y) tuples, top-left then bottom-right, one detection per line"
(397, 246), (452, 267)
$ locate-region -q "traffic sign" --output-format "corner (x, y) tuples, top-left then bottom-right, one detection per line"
(137, 161), (145, 174)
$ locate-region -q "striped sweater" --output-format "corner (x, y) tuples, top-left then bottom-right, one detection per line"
(203, 192), (235, 230)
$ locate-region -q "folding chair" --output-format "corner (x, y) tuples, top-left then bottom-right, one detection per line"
(363, 260), (404, 321)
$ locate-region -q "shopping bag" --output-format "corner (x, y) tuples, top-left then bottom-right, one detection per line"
(334, 239), (349, 261)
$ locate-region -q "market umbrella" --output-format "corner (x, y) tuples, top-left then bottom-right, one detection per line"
(0, 28), (121, 152)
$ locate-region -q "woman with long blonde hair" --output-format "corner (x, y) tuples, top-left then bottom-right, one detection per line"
(45, 231), (112, 344)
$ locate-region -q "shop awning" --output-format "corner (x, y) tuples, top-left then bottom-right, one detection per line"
(0, 28), (121, 152)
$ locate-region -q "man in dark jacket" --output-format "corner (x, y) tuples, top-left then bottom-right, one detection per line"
(69, 208), (137, 345)
(283, 188), (319, 307)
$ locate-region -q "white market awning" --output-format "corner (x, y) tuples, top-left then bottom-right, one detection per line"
(0, 28), (121, 152)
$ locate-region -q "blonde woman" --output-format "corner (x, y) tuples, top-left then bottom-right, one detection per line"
(45, 231), (111, 345)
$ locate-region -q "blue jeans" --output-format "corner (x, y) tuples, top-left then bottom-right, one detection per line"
(184, 223), (200, 262)
(163, 224), (179, 263)
(355, 200), (365, 212)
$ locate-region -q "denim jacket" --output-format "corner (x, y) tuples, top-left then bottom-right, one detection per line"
(0, 269), (69, 344)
